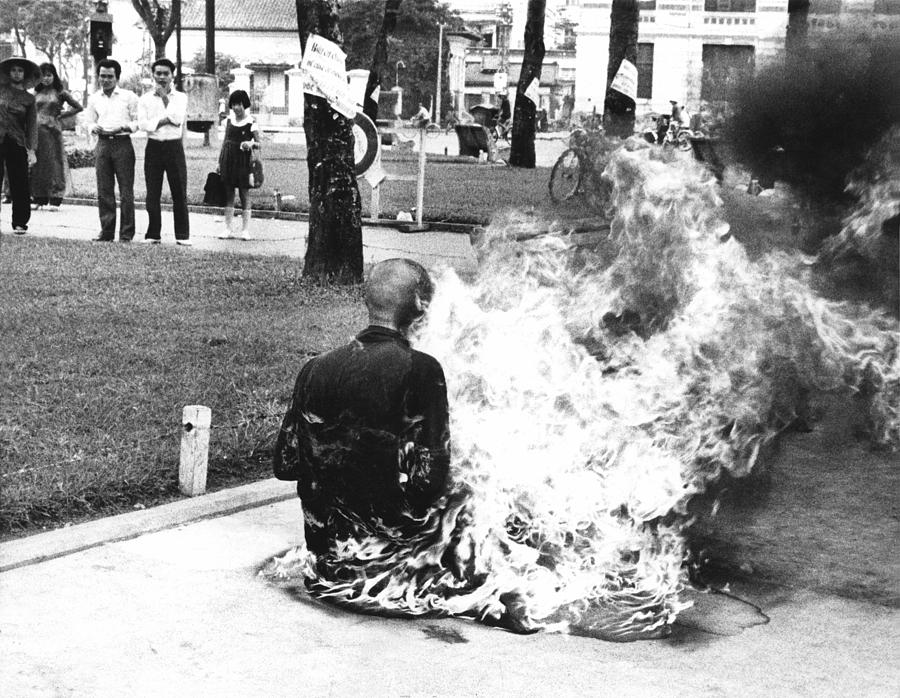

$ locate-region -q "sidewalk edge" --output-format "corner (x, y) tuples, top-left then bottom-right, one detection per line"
(0, 478), (296, 573)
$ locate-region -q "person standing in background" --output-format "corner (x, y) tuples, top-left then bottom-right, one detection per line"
(84, 58), (138, 242)
(216, 89), (260, 241)
(32, 63), (83, 211)
(0, 56), (39, 234)
(138, 58), (190, 245)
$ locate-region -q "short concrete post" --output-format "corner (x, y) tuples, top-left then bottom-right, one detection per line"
(371, 182), (381, 220)
(179, 405), (211, 496)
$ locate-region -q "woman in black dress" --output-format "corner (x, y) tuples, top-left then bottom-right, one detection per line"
(216, 89), (260, 240)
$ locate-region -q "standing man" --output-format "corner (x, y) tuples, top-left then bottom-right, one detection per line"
(84, 59), (138, 242)
(0, 56), (39, 235)
(138, 58), (190, 245)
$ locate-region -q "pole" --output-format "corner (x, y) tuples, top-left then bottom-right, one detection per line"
(174, 0), (183, 90)
(205, 0), (216, 74)
(416, 127), (426, 227)
(434, 23), (444, 127)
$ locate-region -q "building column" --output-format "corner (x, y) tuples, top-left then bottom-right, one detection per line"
(285, 66), (304, 122)
(230, 66), (252, 94)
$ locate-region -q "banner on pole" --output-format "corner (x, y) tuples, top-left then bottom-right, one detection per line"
(300, 34), (357, 118)
(609, 59), (638, 101)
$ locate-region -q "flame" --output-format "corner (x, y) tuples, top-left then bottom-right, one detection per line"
(263, 138), (899, 641)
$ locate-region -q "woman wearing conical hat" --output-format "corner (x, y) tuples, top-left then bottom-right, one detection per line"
(0, 56), (41, 234)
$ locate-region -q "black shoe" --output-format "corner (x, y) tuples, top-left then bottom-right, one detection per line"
(119, 237), (133, 243)
(93, 235), (114, 242)
(13, 226), (27, 235)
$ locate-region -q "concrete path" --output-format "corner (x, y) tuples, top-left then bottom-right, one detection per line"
(1, 201), (478, 275)
(1, 489), (897, 697)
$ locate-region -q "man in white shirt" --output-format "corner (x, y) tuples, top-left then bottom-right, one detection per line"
(138, 58), (190, 245)
(84, 58), (138, 242)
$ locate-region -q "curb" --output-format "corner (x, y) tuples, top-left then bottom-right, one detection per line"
(0, 478), (296, 573)
(62, 197), (478, 235)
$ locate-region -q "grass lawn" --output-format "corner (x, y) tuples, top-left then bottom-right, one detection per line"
(67, 141), (591, 225)
(0, 237), (366, 535)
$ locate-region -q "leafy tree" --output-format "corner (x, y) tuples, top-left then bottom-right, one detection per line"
(508, 0), (545, 169)
(0, 0), (93, 76)
(296, 0), (364, 283)
(131, 0), (180, 60)
(603, 0), (639, 138)
(340, 0), (462, 119)
(188, 49), (239, 96)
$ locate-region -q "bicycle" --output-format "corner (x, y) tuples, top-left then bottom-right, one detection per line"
(548, 127), (611, 210)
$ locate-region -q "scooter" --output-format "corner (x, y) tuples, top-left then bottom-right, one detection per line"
(642, 114), (694, 151)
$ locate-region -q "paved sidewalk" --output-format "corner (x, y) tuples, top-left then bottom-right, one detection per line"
(1, 491), (898, 697)
(1, 201), (478, 275)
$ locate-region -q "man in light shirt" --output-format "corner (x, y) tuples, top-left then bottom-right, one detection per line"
(138, 58), (190, 245)
(84, 59), (138, 242)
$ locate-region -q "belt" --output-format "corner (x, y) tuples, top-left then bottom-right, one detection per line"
(98, 134), (130, 141)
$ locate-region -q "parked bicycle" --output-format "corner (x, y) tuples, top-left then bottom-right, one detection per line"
(548, 127), (611, 211)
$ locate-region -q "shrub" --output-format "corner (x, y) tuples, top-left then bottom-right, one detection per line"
(67, 147), (95, 169)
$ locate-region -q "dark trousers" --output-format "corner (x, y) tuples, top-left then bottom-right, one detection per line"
(144, 139), (189, 240)
(95, 137), (136, 240)
(0, 135), (31, 230)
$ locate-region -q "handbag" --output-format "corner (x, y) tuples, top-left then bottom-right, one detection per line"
(202, 171), (227, 207)
(248, 151), (264, 189)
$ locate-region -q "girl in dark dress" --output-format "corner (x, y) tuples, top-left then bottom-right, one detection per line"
(32, 63), (82, 210)
(216, 89), (260, 240)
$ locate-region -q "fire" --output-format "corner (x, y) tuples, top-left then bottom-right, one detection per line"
(263, 139), (899, 641)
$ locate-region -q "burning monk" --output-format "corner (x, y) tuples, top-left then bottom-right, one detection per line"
(273, 258), (534, 632)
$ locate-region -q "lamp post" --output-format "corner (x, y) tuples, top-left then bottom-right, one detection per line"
(434, 23), (445, 126)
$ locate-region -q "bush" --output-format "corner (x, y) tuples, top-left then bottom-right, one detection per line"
(67, 147), (94, 169)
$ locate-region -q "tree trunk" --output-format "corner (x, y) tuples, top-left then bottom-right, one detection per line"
(785, 0), (810, 59)
(131, 0), (177, 60)
(603, 0), (639, 139)
(363, 0), (402, 123)
(508, 0), (546, 169)
(296, 0), (364, 284)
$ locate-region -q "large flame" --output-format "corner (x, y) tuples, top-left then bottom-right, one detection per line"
(263, 139), (899, 641)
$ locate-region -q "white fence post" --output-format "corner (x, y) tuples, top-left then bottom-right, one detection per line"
(179, 405), (211, 496)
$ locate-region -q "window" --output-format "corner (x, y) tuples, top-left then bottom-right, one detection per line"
(701, 44), (755, 101)
(704, 0), (756, 11)
(637, 43), (654, 99)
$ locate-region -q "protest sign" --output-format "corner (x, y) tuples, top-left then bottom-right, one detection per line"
(610, 59), (638, 101)
(301, 34), (357, 118)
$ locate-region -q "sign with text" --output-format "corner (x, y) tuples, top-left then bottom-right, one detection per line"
(301, 34), (357, 118)
(610, 58), (638, 101)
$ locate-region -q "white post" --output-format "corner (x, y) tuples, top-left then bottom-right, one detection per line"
(179, 405), (211, 496)
(371, 182), (381, 221)
(415, 127), (426, 227)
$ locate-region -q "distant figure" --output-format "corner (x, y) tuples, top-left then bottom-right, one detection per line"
(138, 58), (190, 245)
(31, 63), (82, 211)
(84, 58), (139, 242)
(216, 89), (260, 241)
(0, 56), (39, 234)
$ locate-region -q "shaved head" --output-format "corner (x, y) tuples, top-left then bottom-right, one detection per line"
(365, 259), (434, 332)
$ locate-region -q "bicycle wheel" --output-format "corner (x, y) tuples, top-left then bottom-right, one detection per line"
(677, 130), (693, 151)
(549, 149), (582, 203)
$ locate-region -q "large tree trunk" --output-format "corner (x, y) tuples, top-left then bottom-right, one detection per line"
(785, 0), (810, 59)
(603, 0), (639, 139)
(508, 0), (546, 168)
(363, 0), (402, 123)
(296, 0), (364, 284)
